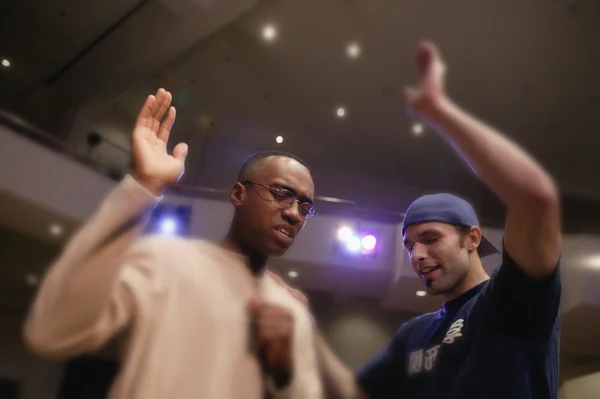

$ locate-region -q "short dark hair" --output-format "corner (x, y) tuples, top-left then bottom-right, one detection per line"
(237, 150), (310, 181)
(454, 224), (472, 238)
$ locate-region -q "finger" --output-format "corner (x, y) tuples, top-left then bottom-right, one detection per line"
(417, 44), (433, 77)
(135, 95), (156, 130)
(172, 142), (188, 163)
(248, 297), (262, 314)
(257, 324), (289, 343)
(403, 87), (419, 103)
(153, 89), (172, 121)
(256, 319), (293, 336)
(157, 106), (176, 143)
(255, 302), (290, 317)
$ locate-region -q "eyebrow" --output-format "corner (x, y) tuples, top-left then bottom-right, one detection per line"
(271, 183), (314, 204)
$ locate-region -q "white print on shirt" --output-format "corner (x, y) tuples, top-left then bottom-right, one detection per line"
(442, 319), (464, 344)
(424, 345), (441, 371)
(407, 318), (465, 375)
(408, 349), (424, 375)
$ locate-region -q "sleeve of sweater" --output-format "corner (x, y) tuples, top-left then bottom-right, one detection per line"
(23, 174), (162, 360)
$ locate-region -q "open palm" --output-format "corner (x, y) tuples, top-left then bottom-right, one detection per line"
(404, 41), (448, 117)
(131, 89), (188, 193)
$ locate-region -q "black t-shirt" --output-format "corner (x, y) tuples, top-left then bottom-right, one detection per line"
(356, 245), (561, 399)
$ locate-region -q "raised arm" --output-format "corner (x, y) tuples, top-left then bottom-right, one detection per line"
(24, 89), (188, 358)
(405, 42), (561, 279)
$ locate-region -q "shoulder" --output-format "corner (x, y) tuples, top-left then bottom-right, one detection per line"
(121, 235), (214, 282)
(390, 311), (440, 345)
(403, 311), (440, 332)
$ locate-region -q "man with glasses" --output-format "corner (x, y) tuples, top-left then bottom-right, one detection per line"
(24, 89), (323, 398)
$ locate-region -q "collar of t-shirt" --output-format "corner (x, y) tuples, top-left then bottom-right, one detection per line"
(441, 281), (488, 315)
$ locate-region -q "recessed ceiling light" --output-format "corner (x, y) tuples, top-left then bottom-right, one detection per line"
(276, 135), (283, 144)
(346, 42), (361, 58)
(336, 107), (346, 118)
(288, 270), (298, 278)
(49, 223), (63, 237)
(412, 122), (424, 136)
(1, 59), (10, 68)
(416, 290), (426, 297)
(262, 24), (277, 41)
(25, 273), (39, 286)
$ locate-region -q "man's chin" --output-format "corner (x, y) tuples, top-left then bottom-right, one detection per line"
(424, 279), (447, 296)
(267, 242), (291, 257)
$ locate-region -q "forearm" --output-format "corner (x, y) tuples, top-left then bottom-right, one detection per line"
(24, 175), (159, 357)
(424, 97), (558, 206)
(315, 331), (365, 399)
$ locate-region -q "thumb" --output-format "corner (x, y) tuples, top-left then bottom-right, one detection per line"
(403, 86), (420, 104)
(173, 142), (188, 162)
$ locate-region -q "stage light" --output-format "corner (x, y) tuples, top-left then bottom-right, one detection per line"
(147, 205), (191, 237)
(276, 135), (283, 144)
(416, 290), (427, 297)
(362, 234), (377, 250)
(337, 226), (353, 242)
(288, 270), (298, 278)
(336, 107), (346, 118)
(345, 236), (362, 253)
(159, 217), (178, 235)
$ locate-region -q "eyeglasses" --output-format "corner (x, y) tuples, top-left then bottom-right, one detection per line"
(241, 181), (317, 218)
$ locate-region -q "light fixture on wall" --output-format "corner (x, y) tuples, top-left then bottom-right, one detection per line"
(147, 205), (192, 237)
(583, 255), (600, 269)
(335, 225), (378, 257)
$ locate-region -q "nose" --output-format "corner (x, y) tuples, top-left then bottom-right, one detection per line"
(281, 202), (301, 225)
(411, 242), (428, 262)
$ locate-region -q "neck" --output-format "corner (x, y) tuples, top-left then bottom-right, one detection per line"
(221, 232), (268, 276)
(442, 253), (490, 302)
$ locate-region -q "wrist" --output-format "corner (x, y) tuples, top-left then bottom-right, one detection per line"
(131, 173), (167, 196)
(418, 94), (454, 122)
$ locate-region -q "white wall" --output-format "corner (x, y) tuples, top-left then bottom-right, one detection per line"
(560, 371), (600, 399)
(3, 125), (600, 309)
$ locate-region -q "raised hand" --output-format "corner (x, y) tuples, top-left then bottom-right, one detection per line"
(131, 88), (188, 195)
(403, 41), (448, 118)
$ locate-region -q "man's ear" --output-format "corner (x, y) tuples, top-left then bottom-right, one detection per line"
(467, 226), (483, 253)
(230, 182), (246, 208)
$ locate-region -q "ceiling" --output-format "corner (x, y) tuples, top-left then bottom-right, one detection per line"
(1, 0), (600, 218)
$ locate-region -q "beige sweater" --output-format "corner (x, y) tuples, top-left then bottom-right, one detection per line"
(23, 175), (323, 399)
